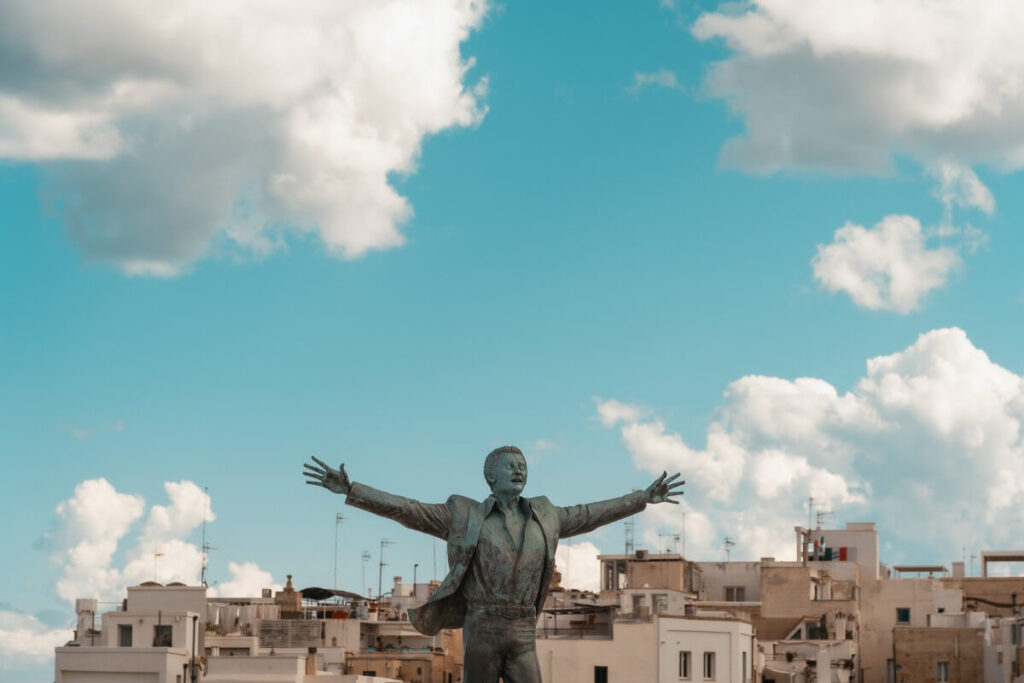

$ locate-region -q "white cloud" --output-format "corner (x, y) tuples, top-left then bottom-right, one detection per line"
(692, 0), (1024, 174)
(53, 478), (146, 603)
(812, 214), (961, 313)
(0, 0), (489, 274)
(210, 562), (281, 599)
(51, 479), (275, 605)
(595, 398), (646, 428)
(555, 541), (602, 592)
(599, 328), (1024, 564)
(929, 160), (996, 217)
(629, 70), (683, 92)
(0, 610), (71, 669)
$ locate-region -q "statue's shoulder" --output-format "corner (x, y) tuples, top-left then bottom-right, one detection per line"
(445, 493), (480, 509)
(527, 495), (555, 511)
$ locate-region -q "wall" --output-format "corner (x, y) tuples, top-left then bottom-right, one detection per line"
(940, 577), (1024, 617)
(813, 524), (880, 581)
(55, 647), (187, 683)
(629, 559), (687, 592)
(535, 619), (658, 682)
(858, 579), (963, 683)
(760, 566), (858, 619)
(659, 616), (754, 683)
(697, 562), (762, 602)
(893, 627), (983, 683)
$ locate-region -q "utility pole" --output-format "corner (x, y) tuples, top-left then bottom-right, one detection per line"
(413, 563), (419, 598)
(333, 513), (344, 590)
(378, 538), (395, 603)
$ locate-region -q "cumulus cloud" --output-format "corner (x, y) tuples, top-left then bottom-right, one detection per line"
(812, 214), (962, 313)
(0, 0), (489, 274)
(598, 328), (1024, 564)
(210, 562), (281, 599)
(50, 479), (273, 604)
(53, 478), (146, 603)
(0, 610), (71, 669)
(596, 398), (646, 428)
(555, 541), (602, 592)
(692, 0), (1024, 174)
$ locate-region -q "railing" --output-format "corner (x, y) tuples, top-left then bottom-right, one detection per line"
(536, 622), (613, 639)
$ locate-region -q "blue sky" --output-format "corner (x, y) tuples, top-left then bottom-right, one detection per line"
(5, 0), (1024, 677)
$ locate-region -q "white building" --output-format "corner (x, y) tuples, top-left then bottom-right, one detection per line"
(56, 583), (206, 683)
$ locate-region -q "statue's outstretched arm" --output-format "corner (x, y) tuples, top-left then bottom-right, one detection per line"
(303, 456), (451, 539)
(557, 471), (684, 538)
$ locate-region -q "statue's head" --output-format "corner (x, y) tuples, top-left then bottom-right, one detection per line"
(483, 445), (527, 496)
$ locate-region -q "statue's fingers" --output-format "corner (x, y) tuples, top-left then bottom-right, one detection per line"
(303, 463), (324, 473)
(654, 471), (667, 485)
(666, 498), (679, 504)
(668, 491), (685, 497)
(664, 473), (681, 484)
(310, 455), (330, 468)
(668, 481), (685, 489)
(304, 480), (325, 486)
(303, 467), (325, 479)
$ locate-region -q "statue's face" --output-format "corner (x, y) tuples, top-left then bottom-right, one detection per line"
(489, 451), (528, 496)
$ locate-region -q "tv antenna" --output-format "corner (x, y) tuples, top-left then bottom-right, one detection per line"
(723, 537), (736, 561)
(200, 486), (215, 586)
(624, 517), (636, 555)
(377, 538), (395, 601)
(153, 546), (164, 581)
(333, 513), (344, 590)
(361, 551), (371, 597)
(815, 507), (832, 530)
(659, 533), (681, 554)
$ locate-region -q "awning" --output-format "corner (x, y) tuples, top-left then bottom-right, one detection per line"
(299, 586), (366, 601)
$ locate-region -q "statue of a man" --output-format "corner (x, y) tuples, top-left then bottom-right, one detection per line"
(303, 445), (683, 683)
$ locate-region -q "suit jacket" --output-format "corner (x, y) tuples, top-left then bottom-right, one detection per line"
(346, 482), (648, 635)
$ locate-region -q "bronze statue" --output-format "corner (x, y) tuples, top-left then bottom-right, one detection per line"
(304, 445), (683, 683)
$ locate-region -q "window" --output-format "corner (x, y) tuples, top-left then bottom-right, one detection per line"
(153, 624), (172, 647)
(937, 661), (949, 682)
(679, 651), (692, 679)
(896, 607), (910, 623)
(725, 586), (745, 602)
(654, 594), (669, 614)
(118, 624), (132, 647)
(703, 652), (716, 680)
(594, 665), (609, 683)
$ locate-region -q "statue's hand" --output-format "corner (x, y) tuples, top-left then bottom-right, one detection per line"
(645, 471), (684, 505)
(303, 456), (352, 495)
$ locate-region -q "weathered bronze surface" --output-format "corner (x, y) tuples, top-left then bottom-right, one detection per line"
(303, 445), (683, 683)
